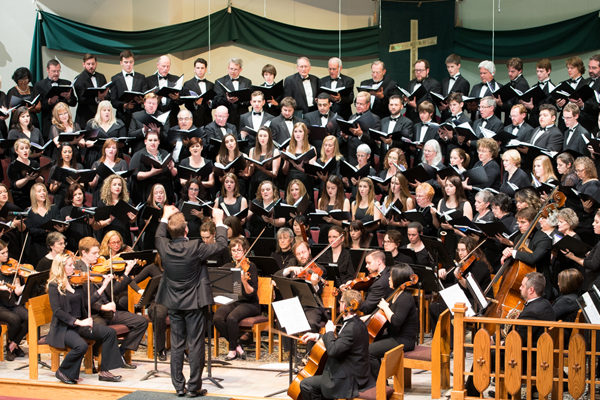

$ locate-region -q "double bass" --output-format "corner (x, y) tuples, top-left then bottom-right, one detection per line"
(483, 187), (565, 325)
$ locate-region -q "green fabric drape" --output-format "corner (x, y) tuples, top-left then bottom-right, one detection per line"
(30, 7), (379, 82)
(454, 10), (600, 60)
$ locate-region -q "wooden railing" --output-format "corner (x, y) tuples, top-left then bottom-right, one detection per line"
(451, 303), (599, 400)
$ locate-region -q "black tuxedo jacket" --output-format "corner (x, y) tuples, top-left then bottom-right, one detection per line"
(33, 77), (78, 137)
(283, 73), (319, 115)
(405, 77), (442, 123)
(202, 121), (239, 157)
(182, 77), (214, 128)
(359, 266), (393, 314)
(527, 80), (557, 128)
(213, 75), (252, 128)
(442, 74), (470, 96)
(155, 222), (228, 310)
(110, 71), (147, 128)
(270, 115), (305, 146)
(563, 124), (590, 155)
(581, 77), (600, 132)
(359, 77), (399, 119)
(319, 315), (373, 398)
(412, 122), (440, 162)
(145, 72), (181, 117)
(504, 122), (534, 142)
(74, 70), (108, 127)
(378, 115), (413, 159)
(303, 110), (340, 135)
(340, 111), (379, 165)
(529, 125), (563, 152)
(239, 110), (274, 148)
(318, 74), (355, 120)
(473, 115), (504, 138)
(128, 110), (167, 152)
(516, 297), (555, 345)
(501, 75), (530, 124)
(468, 80), (503, 119)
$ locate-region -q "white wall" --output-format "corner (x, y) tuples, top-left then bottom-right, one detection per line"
(0, 0), (598, 102)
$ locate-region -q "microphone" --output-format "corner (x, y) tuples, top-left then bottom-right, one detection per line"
(8, 211), (28, 217)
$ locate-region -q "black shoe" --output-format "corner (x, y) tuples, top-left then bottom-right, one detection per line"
(238, 351), (247, 360)
(56, 370), (76, 384)
(4, 347), (15, 362)
(99, 373), (122, 382)
(158, 349), (167, 361)
(176, 389), (186, 397)
(122, 361), (137, 369)
(186, 389), (207, 398)
(13, 346), (25, 358)
(92, 364), (98, 374)
(224, 353), (238, 361)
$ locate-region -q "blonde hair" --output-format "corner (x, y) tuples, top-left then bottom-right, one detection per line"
(352, 177), (375, 217)
(285, 179), (307, 205)
(502, 149), (521, 168)
(533, 155), (557, 182)
(51, 102), (73, 131)
(99, 230), (125, 257)
(319, 135), (343, 162)
(288, 122), (310, 154)
(100, 174), (130, 204)
(47, 254), (73, 295)
(92, 100), (116, 127)
(30, 182), (51, 212)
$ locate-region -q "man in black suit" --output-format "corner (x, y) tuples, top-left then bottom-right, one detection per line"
(299, 289), (373, 400)
(404, 59), (442, 123)
(128, 93), (166, 153)
(283, 56), (319, 116)
(412, 101), (439, 163)
(182, 57), (214, 128)
(213, 58), (252, 129)
(439, 54), (470, 121)
(497, 57), (530, 125)
(438, 93), (471, 161)
(239, 90), (274, 149)
(472, 96), (504, 138)
(467, 60), (503, 120)
(526, 104), (563, 152)
(339, 91), (378, 166)
(562, 103), (590, 156)
(318, 57), (354, 120)
(555, 56), (589, 132)
(350, 250), (393, 314)
(202, 105), (239, 158)
(578, 54), (600, 132)
(74, 53), (108, 128)
(360, 60), (399, 119)
(270, 97), (304, 146)
(466, 271), (555, 397)
(110, 50), (147, 130)
(505, 104), (534, 142)
(155, 205), (227, 397)
(304, 92), (340, 153)
(33, 59), (77, 139)
(145, 55), (181, 126)
(521, 58), (556, 128)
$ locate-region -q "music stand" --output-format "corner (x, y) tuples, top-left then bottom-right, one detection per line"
(15, 271), (50, 371)
(140, 276), (171, 381)
(464, 272), (490, 315)
(420, 235), (453, 269)
(248, 256), (280, 277)
(349, 249), (370, 275)
(410, 264), (442, 293)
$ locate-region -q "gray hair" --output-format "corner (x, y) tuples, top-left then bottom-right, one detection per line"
(478, 60), (496, 74)
(357, 144), (371, 155)
(229, 58), (243, 68)
(421, 139), (442, 166)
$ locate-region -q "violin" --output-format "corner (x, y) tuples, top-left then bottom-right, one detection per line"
(1, 258), (35, 278)
(340, 273), (377, 292)
(296, 234), (344, 280)
(91, 256), (127, 274)
(69, 271), (103, 285)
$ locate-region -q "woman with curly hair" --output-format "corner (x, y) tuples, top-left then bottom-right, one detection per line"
(94, 174), (136, 246)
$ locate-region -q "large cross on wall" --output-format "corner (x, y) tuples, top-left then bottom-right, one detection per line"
(389, 19), (437, 80)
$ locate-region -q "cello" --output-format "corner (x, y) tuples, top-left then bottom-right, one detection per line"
(483, 187), (565, 325)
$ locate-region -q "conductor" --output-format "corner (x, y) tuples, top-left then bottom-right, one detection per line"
(155, 205), (227, 397)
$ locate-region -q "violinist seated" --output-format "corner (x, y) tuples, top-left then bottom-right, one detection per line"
(98, 230), (135, 311)
(214, 238), (260, 361)
(37, 232), (67, 273)
(299, 289), (374, 400)
(0, 240), (28, 361)
(465, 272), (555, 397)
(368, 264), (418, 381)
(430, 237), (493, 332)
(47, 254), (125, 384)
(341, 250), (393, 315)
(76, 236), (148, 368)
(500, 207), (552, 276)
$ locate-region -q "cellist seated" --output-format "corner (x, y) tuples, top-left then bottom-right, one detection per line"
(298, 289), (375, 400)
(368, 264), (419, 381)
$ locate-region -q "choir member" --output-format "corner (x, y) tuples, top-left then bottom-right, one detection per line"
(74, 53), (109, 128)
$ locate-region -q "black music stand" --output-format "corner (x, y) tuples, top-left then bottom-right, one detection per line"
(267, 277), (313, 397)
(140, 276), (170, 381)
(15, 271), (50, 371)
(248, 256), (280, 277)
(420, 235), (453, 269)
(410, 264), (442, 293)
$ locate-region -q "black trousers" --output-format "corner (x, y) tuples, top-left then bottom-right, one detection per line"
(94, 310), (148, 352)
(300, 374), (330, 400)
(369, 336), (415, 380)
(60, 324), (123, 380)
(213, 301), (260, 351)
(148, 303), (169, 352)
(169, 307), (206, 393)
(0, 304), (27, 344)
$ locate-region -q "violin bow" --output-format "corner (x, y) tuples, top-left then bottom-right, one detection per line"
(131, 215), (153, 250)
(10, 232), (29, 290)
(109, 248), (114, 303)
(241, 226), (266, 261)
(446, 238), (487, 276)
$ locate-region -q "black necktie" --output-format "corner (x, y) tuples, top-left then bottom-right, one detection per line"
(231, 78), (239, 82)
(320, 114), (328, 118)
(390, 117), (398, 122)
(301, 76), (310, 81)
(253, 112), (262, 116)
(159, 76), (168, 80)
(125, 73), (133, 77)
(196, 78), (206, 83)
(285, 117), (294, 122)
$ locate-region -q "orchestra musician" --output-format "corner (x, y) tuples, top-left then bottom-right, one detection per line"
(0, 240), (27, 361)
(214, 238), (259, 361)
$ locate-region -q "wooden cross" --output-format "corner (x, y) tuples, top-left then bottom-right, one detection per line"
(388, 19), (438, 80)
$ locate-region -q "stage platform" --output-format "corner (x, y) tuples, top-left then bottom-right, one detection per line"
(0, 345), (441, 400)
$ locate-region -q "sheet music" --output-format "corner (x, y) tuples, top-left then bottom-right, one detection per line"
(439, 283), (475, 317)
(580, 292), (600, 324)
(272, 297), (311, 335)
(213, 295), (235, 305)
(466, 272), (489, 310)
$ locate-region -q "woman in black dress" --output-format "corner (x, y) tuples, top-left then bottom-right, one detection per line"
(281, 122), (316, 193)
(49, 102), (83, 162)
(36, 232), (66, 272)
(137, 183), (167, 250)
(178, 137), (214, 201)
(214, 173), (249, 225)
(246, 126), (280, 200)
(315, 175), (350, 243)
(6, 67), (40, 129)
(214, 237), (260, 361)
(90, 139), (128, 206)
(94, 174), (136, 246)
(7, 138), (44, 208)
(176, 178), (205, 239)
(59, 183), (94, 252)
(48, 143), (83, 209)
(25, 182), (64, 265)
(46, 253), (123, 384)
(84, 101), (126, 168)
(351, 177), (382, 232)
(317, 225), (354, 286)
(247, 180), (285, 238)
(7, 106), (44, 157)
(499, 149), (530, 196)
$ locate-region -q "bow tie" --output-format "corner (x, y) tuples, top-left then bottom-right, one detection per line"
(285, 117), (294, 122)
(231, 78), (239, 82)
(253, 112), (262, 116)
(158, 76), (168, 80)
(89, 72), (96, 77)
(320, 114), (329, 118)
(422, 122), (430, 127)
(450, 75), (460, 80)
(196, 78), (206, 83)
(538, 81), (546, 85)
(390, 117), (398, 122)
(301, 76), (310, 81)
(125, 73), (133, 77)
(569, 78), (579, 84)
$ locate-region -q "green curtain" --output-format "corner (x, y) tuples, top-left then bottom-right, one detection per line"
(454, 10), (600, 60)
(30, 7), (379, 82)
